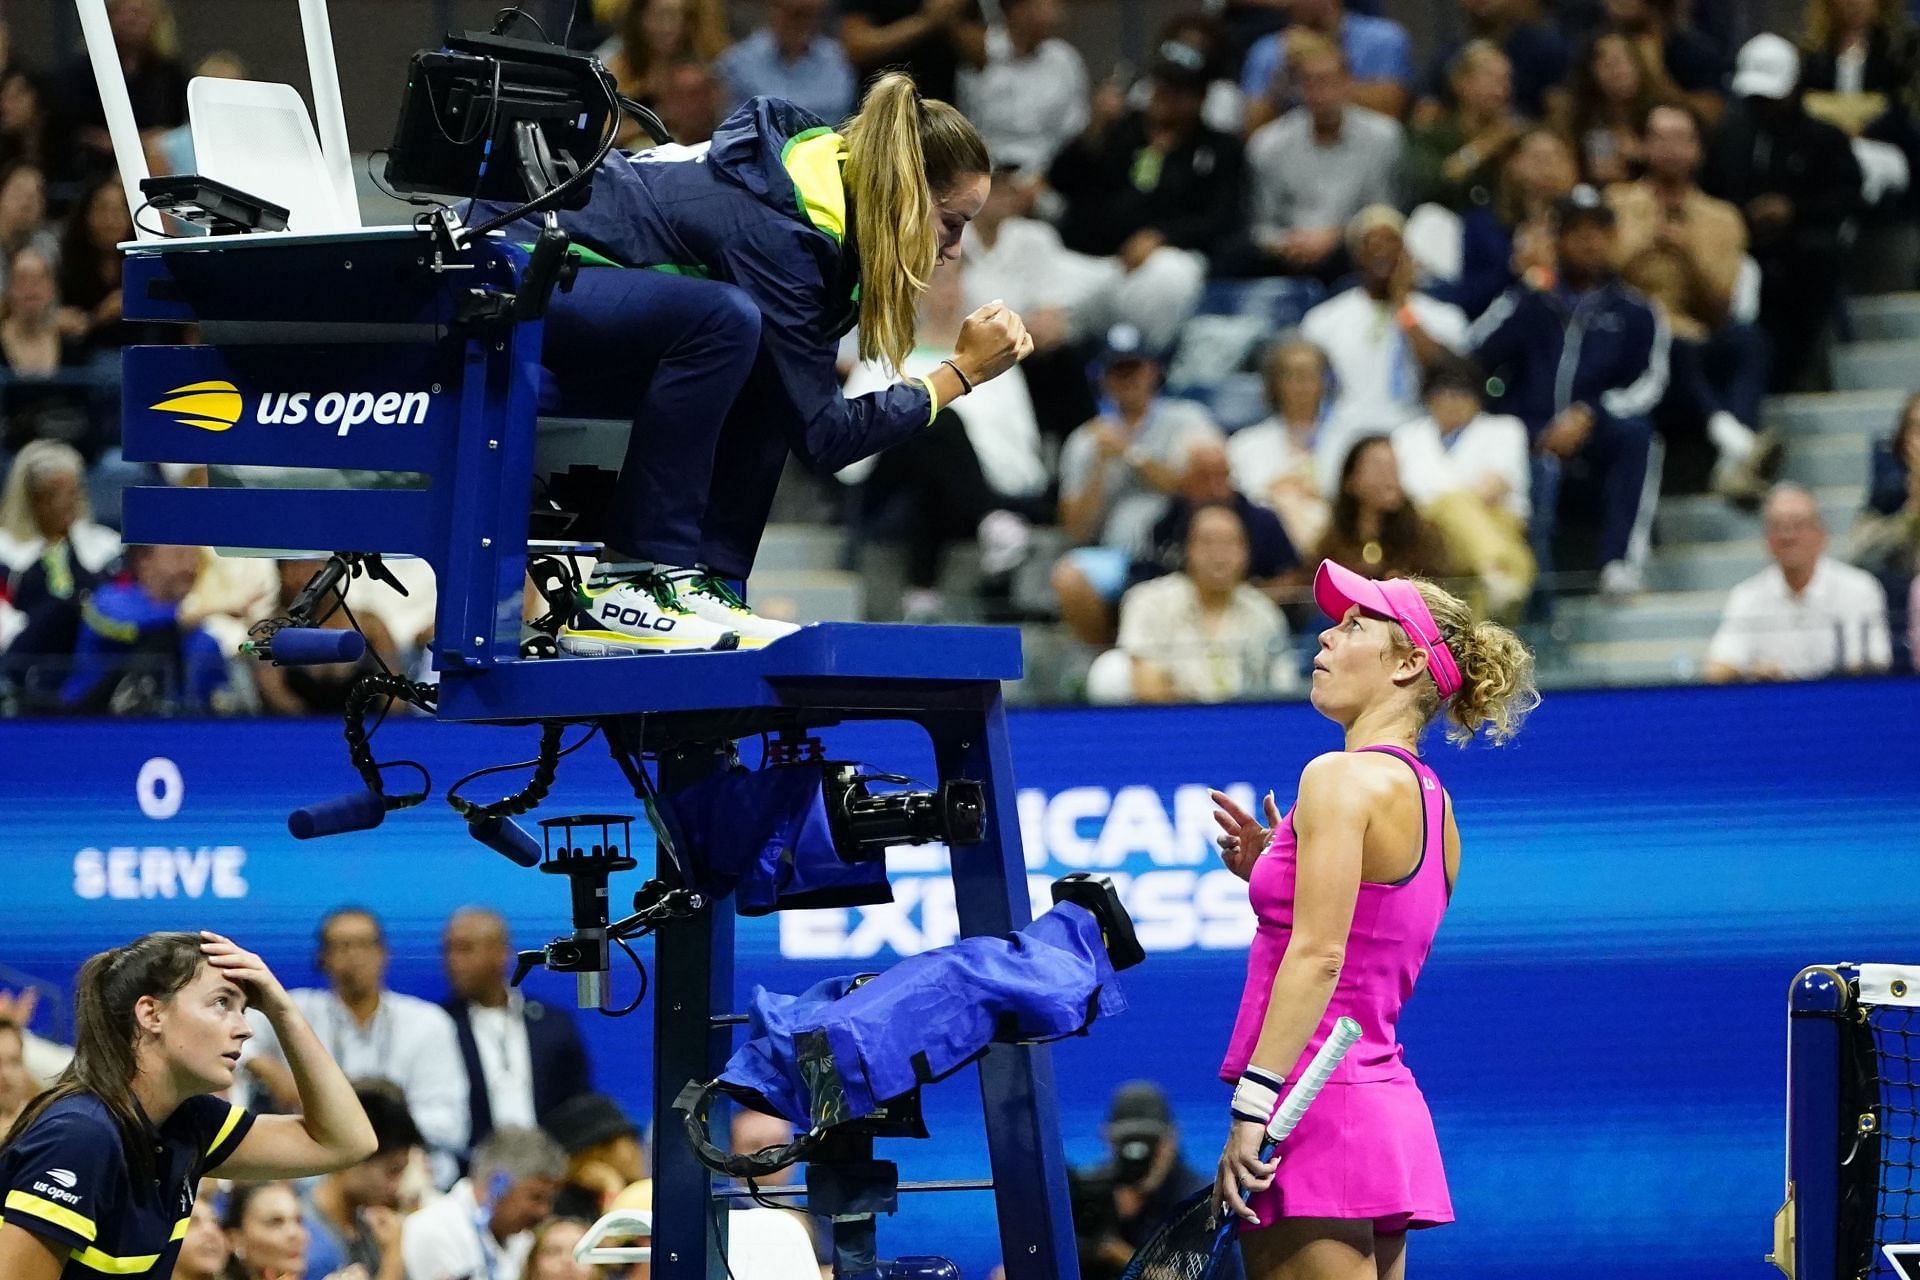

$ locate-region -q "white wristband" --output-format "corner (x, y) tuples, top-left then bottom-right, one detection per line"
(1231, 1065), (1285, 1126)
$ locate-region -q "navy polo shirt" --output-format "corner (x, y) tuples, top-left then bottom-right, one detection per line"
(0, 1093), (254, 1277)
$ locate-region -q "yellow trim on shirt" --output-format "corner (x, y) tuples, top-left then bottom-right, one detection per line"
(4, 1188), (98, 1242)
(205, 1101), (245, 1157)
(70, 1243), (163, 1274)
(918, 375), (941, 424)
(170, 1216), (190, 1242)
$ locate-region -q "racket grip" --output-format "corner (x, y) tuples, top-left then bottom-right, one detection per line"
(1265, 1016), (1361, 1146)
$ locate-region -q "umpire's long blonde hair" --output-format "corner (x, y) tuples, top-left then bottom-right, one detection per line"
(841, 73), (990, 371)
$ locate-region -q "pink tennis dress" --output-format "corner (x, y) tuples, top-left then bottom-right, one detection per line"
(1218, 744), (1455, 1234)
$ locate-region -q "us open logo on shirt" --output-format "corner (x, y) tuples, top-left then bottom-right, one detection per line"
(33, 1169), (83, 1205)
(149, 381), (436, 438)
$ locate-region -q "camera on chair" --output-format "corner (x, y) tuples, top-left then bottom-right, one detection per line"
(823, 765), (986, 861)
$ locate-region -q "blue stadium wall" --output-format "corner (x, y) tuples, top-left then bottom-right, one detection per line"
(5, 676), (1919, 1278)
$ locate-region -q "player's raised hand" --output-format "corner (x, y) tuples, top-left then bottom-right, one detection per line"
(1210, 789), (1279, 881)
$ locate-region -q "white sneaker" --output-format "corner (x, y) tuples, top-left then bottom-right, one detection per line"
(1598, 560), (1645, 598)
(560, 573), (741, 655)
(674, 573), (800, 649)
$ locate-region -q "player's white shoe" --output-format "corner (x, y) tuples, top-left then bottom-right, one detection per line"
(559, 573), (740, 655)
(674, 573), (799, 649)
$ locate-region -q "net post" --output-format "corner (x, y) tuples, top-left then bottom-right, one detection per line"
(1782, 965), (1853, 1280)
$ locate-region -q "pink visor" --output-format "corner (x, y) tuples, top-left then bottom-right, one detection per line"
(1313, 559), (1462, 699)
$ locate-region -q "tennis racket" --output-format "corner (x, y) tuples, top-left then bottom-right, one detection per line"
(1116, 1017), (1363, 1280)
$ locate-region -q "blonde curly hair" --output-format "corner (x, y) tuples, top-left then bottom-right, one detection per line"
(1385, 576), (1541, 745)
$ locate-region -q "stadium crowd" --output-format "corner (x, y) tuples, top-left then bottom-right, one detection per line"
(0, 904), (836, 1280)
(0, 0), (1915, 710)
(0, 908), (1227, 1279)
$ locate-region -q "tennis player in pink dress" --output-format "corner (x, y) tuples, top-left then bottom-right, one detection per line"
(1209, 560), (1539, 1279)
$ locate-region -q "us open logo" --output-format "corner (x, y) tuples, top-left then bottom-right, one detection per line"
(148, 381), (242, 432)
(44, 1169), (76, 1189)
(150, 381), (434, 438)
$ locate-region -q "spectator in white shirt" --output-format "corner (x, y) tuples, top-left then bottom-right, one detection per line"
(0, 438), (120, 579)
(1391, 354), (1536, 616)
(961, 165), (1204, 356)
(1301, 205), (1471, 472)
(1090, 503), (1294, 703)
(1227, 339), (1336, 553)
(1052, 324), (1223, 644)
(244, 907), (471, 1188)
(1706, 484), (1894, 681)
(401, 1126), (564, 1280)
(957, 0), (1088, 174)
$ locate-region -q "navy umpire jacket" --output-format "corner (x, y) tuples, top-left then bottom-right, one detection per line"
(481, 98), (937, 574)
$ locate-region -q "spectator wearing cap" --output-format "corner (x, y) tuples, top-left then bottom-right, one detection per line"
(1051, 324), (1223, 645)
(1125, 14), (1248, 137)
(1239, 0), (1414, 132)
(956, 0), (1089, 175)
(1469, 184), (1668, 596)
(1608, 102), (1777, 502)
(1047, 41), (1246, 272)
(1229, 34), (1404, 282)
(1299, 205), (1471, 466)
(542, 1092), (646, 1223)
(1092, 1081), (1207, 1251)
(402, 1126), (565, 1280)
(1391, 354), (1537, 616)
(1703, 33), (1863, 392)
(711, 0), (857, 124)
(442, 906), (593, 1154)
(1706, 482), (1892, 680)
(304, 1080), (422, 1280)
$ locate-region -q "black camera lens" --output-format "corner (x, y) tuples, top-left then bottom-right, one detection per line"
(1113, 1137), (1155, 1186)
